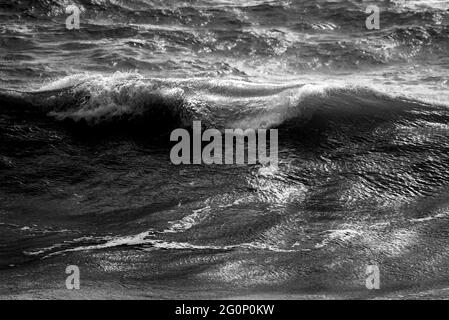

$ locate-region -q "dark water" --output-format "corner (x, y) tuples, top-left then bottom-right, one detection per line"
(1, 0), (449, 299)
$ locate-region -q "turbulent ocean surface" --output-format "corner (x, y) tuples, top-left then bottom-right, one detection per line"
(1, 0), (449, 299)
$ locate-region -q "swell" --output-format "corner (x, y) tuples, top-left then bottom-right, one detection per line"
(1, 0), (447, 75)
(5, 0), (448, 22)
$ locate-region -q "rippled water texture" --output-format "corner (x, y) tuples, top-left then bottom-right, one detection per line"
(1, 0), (449, 299)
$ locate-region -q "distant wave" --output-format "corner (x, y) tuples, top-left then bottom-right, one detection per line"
(1, 0), (448, 81)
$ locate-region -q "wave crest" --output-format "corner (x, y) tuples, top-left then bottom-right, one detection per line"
(1, 72), (447, 133)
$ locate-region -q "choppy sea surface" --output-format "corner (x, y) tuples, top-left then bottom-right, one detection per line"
(1, 0), (449, 299)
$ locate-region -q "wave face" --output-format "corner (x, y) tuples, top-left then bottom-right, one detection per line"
(1, 0), (449, 299)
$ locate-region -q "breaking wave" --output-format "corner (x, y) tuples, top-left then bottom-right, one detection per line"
(1, 72), (447, 134)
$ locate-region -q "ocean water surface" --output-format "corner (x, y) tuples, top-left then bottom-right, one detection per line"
(1, 0), (449, 299)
